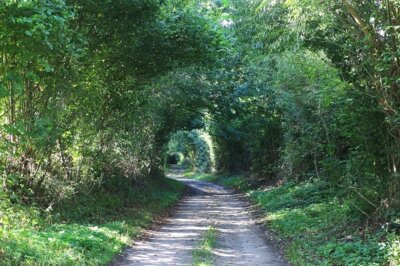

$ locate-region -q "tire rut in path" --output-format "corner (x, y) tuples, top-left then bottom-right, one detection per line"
(112, 170), (286, 266)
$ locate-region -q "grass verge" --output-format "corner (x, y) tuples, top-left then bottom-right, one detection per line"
(192, 225), (217, 266)
(193, 173), (400, 265)
(0, 178), (184, 266)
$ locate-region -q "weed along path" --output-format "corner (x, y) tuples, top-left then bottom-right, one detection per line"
(112, 169), (286, 266)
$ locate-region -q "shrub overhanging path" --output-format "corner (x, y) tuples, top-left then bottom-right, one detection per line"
(113, 169), (285, 266)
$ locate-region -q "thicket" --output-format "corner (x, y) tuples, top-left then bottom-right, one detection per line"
(208, 0), (400, 220)
(0, 0), (222, 206)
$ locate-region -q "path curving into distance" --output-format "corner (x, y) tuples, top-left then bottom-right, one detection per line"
(112, 169), (286, 266)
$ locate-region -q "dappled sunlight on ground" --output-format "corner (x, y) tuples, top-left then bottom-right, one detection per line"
(112, 169), (285, 266)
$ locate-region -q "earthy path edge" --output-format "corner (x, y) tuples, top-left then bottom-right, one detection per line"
(208, 181), (289, 265)
(108, 183), (190, 265)
(232, 190), (289, 262)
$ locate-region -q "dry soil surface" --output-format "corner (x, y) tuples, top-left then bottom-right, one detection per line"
(112, 169), (286, 266)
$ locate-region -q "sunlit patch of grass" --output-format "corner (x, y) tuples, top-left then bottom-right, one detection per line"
(182, 166), (196, 177)
(0, 224), (131, 265)
(193, 226), (217, 266)
(191, 173), (249, 190)
(0, 178), (185, 265)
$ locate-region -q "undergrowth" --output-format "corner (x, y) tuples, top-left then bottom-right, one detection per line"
(0, 178), (184, 266)
(194, 174), (400, 265)
(192, 225), (217, 266)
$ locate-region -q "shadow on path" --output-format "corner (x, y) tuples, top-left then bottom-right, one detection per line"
(112, 168), (286, 266)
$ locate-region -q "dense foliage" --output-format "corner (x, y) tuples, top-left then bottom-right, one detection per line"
(209, 0), (400, 217)
(1, 0), (400, 264)
(0, 0), (222, 205)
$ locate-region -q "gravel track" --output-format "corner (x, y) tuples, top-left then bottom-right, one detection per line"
(112, 169), (286, 266)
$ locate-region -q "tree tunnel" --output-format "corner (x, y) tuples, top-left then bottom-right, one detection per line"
(165, 130), (215, 173)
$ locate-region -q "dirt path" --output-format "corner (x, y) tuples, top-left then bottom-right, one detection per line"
(112, 170), (286, 266)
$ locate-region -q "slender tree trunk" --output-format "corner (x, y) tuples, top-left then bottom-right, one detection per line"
(8, 81), (16, 145)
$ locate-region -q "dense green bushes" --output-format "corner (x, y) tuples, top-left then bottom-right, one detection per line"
(0, 0), (222, 205)
(208, 0), (400, 218)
